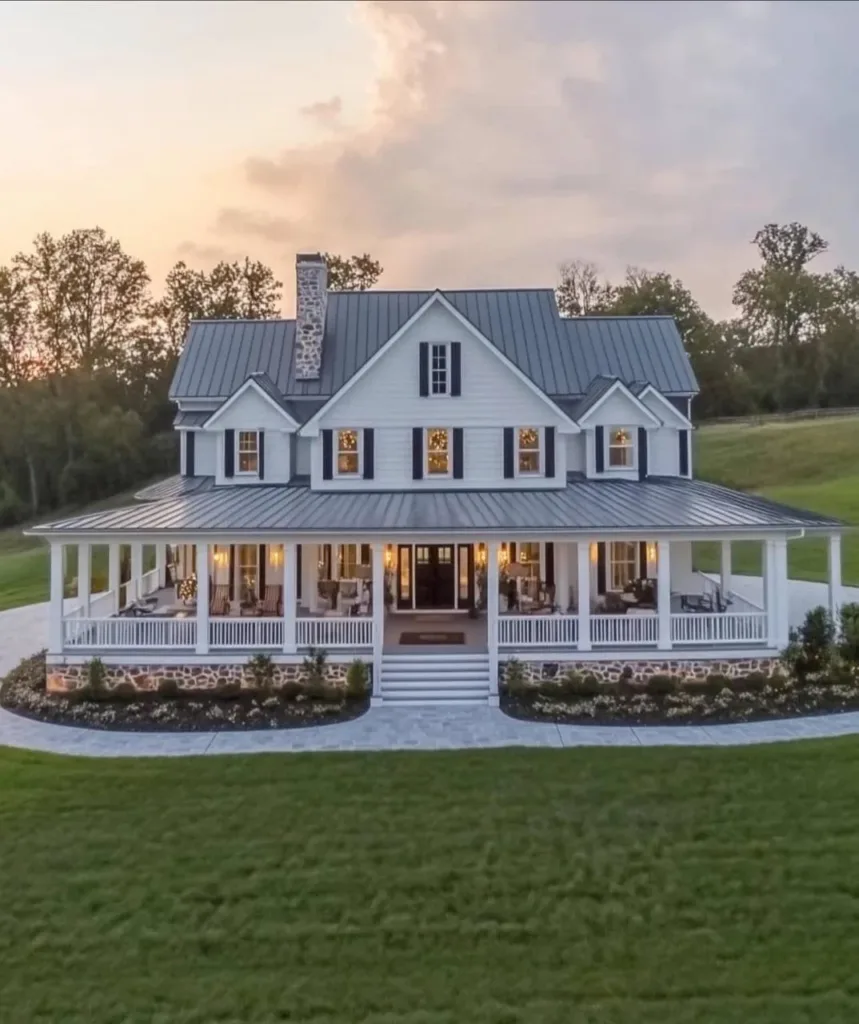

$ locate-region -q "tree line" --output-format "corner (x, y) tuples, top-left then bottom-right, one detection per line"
(0, 229), (381, 527)
(556, 222), (859, 420)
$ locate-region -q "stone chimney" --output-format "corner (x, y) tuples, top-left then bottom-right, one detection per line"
(295, 253), (328, 380)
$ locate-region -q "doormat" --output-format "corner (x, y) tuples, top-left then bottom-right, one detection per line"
(399, 631), (466, 646)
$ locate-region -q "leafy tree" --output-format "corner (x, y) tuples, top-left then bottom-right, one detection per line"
(0, 265), (34, 385)
(556, 260), (614, 317)
(323, 253), (383, 291)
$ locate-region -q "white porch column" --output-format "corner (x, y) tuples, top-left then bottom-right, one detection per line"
(657, 539), (671, 650)
(155, 542), (168, 589)
(196, 542), (210, 654)
(283, 541), (297, 653)
(772, 537), (789, 648)
(371, 543), (385, 700)
(48, 541), (64, 655)
(577, 541), (591, 650)
(487, 541), (500, 699)
(828, 533), (842, 623)
(555, 541), (570, 614)
(720, 540), (733, 598)
(130, 541), (143, 604)
(332, 544), (340, 581)
(763, 539), (775, 645)
(307, 544), (319, 612)
(77, 542), (91, 618)
(108, 542), (121, 615)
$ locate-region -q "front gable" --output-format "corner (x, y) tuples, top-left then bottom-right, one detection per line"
(577, 380), (661, 430)
(204, 378), (299, 433)
(302, 293), (577, 434)
(637, 385), (693, 428)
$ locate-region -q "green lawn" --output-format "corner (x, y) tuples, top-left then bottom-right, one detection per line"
(694, 418), (859, 584)
(3, 743), (859, 1022)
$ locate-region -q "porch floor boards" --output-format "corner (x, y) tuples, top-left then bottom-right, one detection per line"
(383, 612), (488, 654)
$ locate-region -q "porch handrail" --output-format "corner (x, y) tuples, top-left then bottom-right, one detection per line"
(498, 615), (578, 647)
(62, 616), (196, 650)
(140, 567), (161, 597)
(590, 613), (658, 646)
(296, 616), (373, 649)
(671, 612), (768, 645)
(209, 617), (283, 649)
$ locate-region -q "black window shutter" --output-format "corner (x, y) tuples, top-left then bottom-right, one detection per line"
(419, 342), (429, 397)
(228, 545), (236, 601)
(503, 427), (515, 478)
(224, 429), (235, 478)
(185, 431), (195, 477)
(322, 429), (333, 480)
(639, 541), (648, 579)
(594, 426), (604, 473)
(596, 543), (606, 595)
(544, 427), (555, 478)
(258, 431), (265, 480)
(638, 427), (648, 481)
(296, 544), (302, 601)
(363, 429), (375, 480)
(361, 544), (370, 565)
(453, 427), (464, 479)
(545, 542), (555, 588)
(412, 428), (423, 479)
(509, 543), (517, 564)
(679, 430), (689, 476)
(451, 342), (461, 396)
(259, 544), (267, 593)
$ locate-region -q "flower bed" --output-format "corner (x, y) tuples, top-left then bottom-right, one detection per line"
(0, 652), (370, 732)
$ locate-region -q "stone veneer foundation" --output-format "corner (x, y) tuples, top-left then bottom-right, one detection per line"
(504, 657), (781, 687)
(47, 662), (353, 694)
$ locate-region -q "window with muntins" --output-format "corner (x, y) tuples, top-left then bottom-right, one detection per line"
(426, 427), (451, 475)
(238, 543), (259, 600)
(336, 429), (360, 475)
(237, 431), (259, 474)
(518, 427), (541, 474)
(607, 427), (635, 469)
(430, 343), (448, 395)
(609, 541), (638, 591)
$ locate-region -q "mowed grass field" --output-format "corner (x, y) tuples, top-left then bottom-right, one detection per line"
(693, 416), (859, 584)
(3, 742), (859, 1023)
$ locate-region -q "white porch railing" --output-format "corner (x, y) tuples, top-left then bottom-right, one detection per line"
(62, 617), (197, 649)
(671, 612), (768, 645)
(209, 617), (283, 649)
(296, 617), (373, 648)
(590, 613), (658, 646)
(498, 615), (578, 647)
(140, 568), (161, 597)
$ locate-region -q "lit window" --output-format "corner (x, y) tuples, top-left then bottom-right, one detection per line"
(607, 427), (635, 469)
(338, 544), (359, 577)
(430, 343), (448, 395)
(238, 543), (259, 600)
(336, 429), (360, 475)
(426, 427), (451, 475)
(518, 427), (541, 474)
(609, 541), (638, 591)
(237, 431), (259, 474)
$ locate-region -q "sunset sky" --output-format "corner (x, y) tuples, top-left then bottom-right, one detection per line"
(2, 0), (857, 316)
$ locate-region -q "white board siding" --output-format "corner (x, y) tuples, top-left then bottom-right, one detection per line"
(316, 303), (570, 431)
(566, 435), (586, 473)
(214, 429), (291, 486)
(192, 431), (218, 478)
(294, 437), (312, 476)
(311, 426), (567, 491)
(581, 390), (657, 430)
(648, 428), (681, 476)
(204, 388), (295, 433)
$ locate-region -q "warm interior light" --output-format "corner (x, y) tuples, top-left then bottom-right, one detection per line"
(213, 548), (229, 568)
(498, 545), (509, 567)
(589, 543), (598, 563)
(519, 549), (528, 563)
(476, 544), (487, 566)
(269, 545), (283, 568)
(384, 545), (394, 569)
(647, 542), (657, 564)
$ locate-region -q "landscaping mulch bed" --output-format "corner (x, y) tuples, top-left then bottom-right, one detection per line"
(502, 677), (859, 726)
(0, 654), (369, 732)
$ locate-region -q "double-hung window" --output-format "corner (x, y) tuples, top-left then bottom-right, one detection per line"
(607, 427), (635, 469)
(426, 427), (451, 476)
(430, 343), (449, 395)
(237, 431), (259, 474)
(336, 429), (361, 475)
(609, 541), (638, 591)
(517, 427), (541, 474)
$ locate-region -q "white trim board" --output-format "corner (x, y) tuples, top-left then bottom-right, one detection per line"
(577, 379), (661, 428)
(203, 377), (300, 430)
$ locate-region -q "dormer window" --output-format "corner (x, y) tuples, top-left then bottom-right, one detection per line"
(517, 427), (541, 474)
(336, 429), (361, 475)
(237, 431), (259, 474)
(430, 343), (449, 395)
(607, 427), (635, 469)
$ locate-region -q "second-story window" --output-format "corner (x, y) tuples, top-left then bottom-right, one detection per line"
(426, 427), (451, 475)
(337, 429), (361, 475)
(237, 431), (259, 474)
(607, 427), (635, 469)
(430, 343), (448, 395)
(518, 427), (541, 474)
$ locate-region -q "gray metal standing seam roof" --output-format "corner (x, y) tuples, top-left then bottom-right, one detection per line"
(169, 290), (698, 402)
(34, 477), (843, 537)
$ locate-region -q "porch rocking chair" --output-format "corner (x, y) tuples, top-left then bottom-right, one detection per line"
(260, 585), (283, 616)
(209, 584), (229, 617)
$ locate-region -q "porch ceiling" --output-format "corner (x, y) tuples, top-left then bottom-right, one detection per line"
(29, 476), (844, 539)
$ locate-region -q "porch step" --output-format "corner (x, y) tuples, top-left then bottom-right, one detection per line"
(380, 653), (491, 705)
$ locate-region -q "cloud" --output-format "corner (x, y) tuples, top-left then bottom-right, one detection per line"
(299, 95), (344, 130)
(207, 0), (859, 316)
